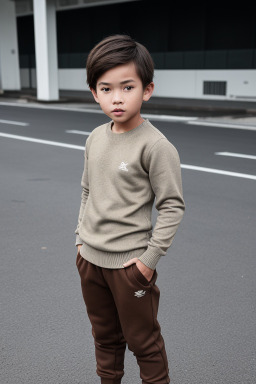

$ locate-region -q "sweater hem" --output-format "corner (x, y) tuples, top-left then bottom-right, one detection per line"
(75, 234), (83, 246)
(80, 243), (148, 269)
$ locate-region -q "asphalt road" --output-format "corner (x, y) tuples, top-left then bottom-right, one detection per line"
(1, 104), (256, 384)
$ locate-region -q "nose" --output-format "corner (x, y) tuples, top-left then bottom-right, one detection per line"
(112, 90), (123, 105)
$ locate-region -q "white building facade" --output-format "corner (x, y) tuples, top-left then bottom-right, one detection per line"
(1, 0), (256, 101)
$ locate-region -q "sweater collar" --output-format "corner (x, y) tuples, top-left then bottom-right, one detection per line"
(106, 119), (149, 140)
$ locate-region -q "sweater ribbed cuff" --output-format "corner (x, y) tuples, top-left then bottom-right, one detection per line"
(138, 247), (163, 270)
(75, 234), (83, 246)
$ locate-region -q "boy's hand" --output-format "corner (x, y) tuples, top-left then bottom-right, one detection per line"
(77, 244), (82, 256)
(123, 258), (154, 282)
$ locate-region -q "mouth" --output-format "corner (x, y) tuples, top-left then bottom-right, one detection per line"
(112, 108), (125, 116)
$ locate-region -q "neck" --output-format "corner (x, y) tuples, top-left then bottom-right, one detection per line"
(112, 115), (144, 133)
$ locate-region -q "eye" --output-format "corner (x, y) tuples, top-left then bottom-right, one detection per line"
(124, 86), (134, 91)
(101, 87), (110, 93)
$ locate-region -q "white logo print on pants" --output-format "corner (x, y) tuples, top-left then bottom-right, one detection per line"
(134, 290), (146, 298)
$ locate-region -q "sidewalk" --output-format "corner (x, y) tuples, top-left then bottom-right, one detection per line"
(1, 88), (256, 127)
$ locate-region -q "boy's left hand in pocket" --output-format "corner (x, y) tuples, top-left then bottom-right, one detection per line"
(123, 258), (154, 282)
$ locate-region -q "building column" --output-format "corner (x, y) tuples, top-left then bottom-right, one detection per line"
(0, 0), (21, 91)
(33, 0), (59, 101)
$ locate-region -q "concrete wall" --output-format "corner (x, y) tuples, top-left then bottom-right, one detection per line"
(153, 70), (256, 100)
(20, 68), (256, 100)
(0, 0), (20, 90)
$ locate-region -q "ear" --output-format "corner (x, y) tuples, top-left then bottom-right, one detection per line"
(143, 82), (154, 102)
(90, 87), (99, 103)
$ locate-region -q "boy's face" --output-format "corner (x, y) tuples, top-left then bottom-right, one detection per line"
(91, 62), (154, 129)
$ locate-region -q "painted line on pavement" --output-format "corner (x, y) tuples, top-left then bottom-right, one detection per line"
(187, 120), (256, 131)
(0, 132), (85, 150)
(0, 119), (29, 126)
(215, 152), (256, 160)
(66, 130), (91, 135)
(181, 164), (256, 180)
(1, 132), (255, 181)
(141, 113), (197, 122)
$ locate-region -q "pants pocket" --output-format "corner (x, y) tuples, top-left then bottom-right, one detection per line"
(131, 264), (157, 290)
(132, 264), (151, 286)
(76, 251), (81, 266)
(76, 252), (86, 274)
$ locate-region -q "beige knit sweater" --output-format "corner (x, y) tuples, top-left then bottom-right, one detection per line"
(75, 119), (185, 270)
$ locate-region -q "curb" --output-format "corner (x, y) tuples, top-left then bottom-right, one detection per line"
(1, 90), (256, 118)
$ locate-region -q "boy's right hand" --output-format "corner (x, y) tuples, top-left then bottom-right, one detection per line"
(77, 244), (82, 256)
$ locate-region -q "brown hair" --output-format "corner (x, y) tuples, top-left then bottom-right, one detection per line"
(86, 34), (154, 91)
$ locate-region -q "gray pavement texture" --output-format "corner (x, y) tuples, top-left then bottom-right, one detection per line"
(1, 100), (256, 384)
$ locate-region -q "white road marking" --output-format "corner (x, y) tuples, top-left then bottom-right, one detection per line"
(181, 164), (256, 180)
(1, 132), (255, 180)
(215, 152), (256, 160)
(0, 132), (85, 150)
(187, 120), (256, 131)
(141, 113), (197, 122)
(66, 130), (91, 135)
(0, 119), (29, 126)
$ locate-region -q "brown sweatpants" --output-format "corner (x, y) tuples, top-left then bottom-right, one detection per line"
(76, 253), (170, 384)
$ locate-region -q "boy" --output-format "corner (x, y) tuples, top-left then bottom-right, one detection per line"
(75, 34), (185, 384)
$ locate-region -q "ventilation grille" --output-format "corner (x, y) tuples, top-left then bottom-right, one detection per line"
(203, 81), (227, 96)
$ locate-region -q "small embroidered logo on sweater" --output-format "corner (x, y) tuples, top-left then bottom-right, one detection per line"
(134, 290), (146, 298)
(118, 162), (129, 171)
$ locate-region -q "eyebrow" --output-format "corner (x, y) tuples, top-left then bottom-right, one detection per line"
(98, 79), (136, 86)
